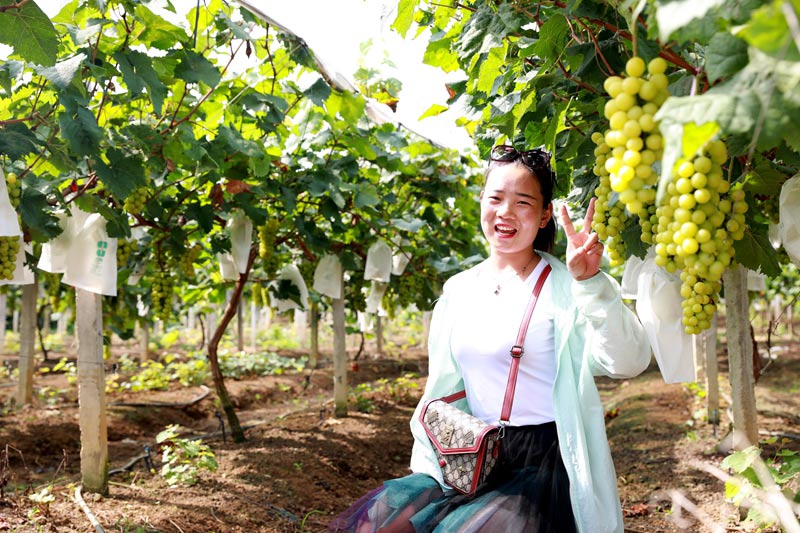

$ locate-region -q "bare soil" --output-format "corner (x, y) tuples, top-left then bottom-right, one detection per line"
(1, 331), (798, 533)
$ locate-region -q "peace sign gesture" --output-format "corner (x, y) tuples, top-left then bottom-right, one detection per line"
(558, 198), (604, 281)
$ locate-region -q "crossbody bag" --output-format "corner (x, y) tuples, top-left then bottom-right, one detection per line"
(419, 263), (552, 495)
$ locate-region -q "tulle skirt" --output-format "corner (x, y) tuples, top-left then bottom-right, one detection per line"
(327, 422), (577, 533)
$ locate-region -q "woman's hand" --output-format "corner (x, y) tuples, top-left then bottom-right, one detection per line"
(558, 198), (604, 281)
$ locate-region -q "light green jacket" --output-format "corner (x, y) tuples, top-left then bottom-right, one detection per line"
(409, 252), (652, 533)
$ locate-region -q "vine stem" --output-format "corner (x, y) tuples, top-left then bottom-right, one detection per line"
(0, 0), (31, 13)
(546, 0), (701, 75)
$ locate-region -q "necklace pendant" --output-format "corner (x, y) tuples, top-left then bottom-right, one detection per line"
(494, 285), (501, 295)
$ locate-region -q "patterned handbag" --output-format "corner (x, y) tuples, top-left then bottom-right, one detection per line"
(420, 264), (552, 496)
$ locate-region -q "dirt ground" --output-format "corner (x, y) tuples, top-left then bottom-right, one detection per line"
(0, 328), (798, 533)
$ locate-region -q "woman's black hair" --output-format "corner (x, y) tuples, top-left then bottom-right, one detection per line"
(485, 158), (557, 254)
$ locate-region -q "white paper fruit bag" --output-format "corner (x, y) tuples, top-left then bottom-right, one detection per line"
(38, 210), (71, 274)
(621, 250), (694, 383)
(779, 173), (800, 266)
(62, 208), (118, 296)
(271, 264), (308, 313)
(0, 168), (21, 238)
(228, 210), (253, 274)
(313, 253), (343, 299)
(364, 239), (392, 282)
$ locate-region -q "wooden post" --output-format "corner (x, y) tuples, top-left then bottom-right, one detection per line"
(0, 292), (6, 349)
(250, 300), (258, 352)
(76, 288), (108, 495)
(693, 333), (706, 383)
(309, 301), (319, 369)
(57, 306), (70, 335)
(16, 282), (37, 406)
(139, 320), (150, 361)
(376, 315), (384, 355)
(236, 299), (244, 352)
(723, 265), (758, 446)
(332, 269), (347, 417)
(705, 321), (720, 427)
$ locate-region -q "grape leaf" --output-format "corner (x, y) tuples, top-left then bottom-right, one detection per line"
(174, 50), (221, 88)
(94, 148), (146, 200)
(0, 0), (57, 66)
(733, 225), (782, 277)
(745, 163), (790, 194)
(0, 122), (39, 159)
(35, 53), (86, 90)
(391, 0), (418, 39)
(654, 0), (726, 42)
(18, 183), (62, 243)
(418, 103), (448, 120)
(705, 32), (749, 83)
(736, 0), (800, 61)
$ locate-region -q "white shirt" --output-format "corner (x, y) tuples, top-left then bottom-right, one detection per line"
(449, 258), (556, 426)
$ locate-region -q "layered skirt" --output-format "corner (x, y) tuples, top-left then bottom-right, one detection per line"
(328, 422), (577, 533)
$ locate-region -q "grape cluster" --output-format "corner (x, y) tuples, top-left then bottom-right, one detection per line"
(179, 244), (202, 279)
(6, 172), (21, 210)
(592, 56), (669, 265)
(40, 271), (62, 310)
(123, 187), (149, 215)
(0, 236), (20, 280)
(252, 284), (264, 307)
(344, 277), (367, 313)
(151, 270), (174, 323)
(382, 273), (425, 318)
(652, 140), (748, 334)
(753, 190), (780, 224)
(258, 220), (280, 279)
(117, 239), (136, 270)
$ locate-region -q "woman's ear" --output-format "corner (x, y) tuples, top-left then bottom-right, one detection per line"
(541, 203), (554, 228)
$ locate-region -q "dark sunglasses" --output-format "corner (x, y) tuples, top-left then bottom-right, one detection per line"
(489, 144), (556, 184)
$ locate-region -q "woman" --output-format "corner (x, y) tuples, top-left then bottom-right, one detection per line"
(329, 145), (652, 532)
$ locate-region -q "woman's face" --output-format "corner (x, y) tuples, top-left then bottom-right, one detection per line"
(480, 163), (553, 257)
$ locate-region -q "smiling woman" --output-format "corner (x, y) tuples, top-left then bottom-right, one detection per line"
(327, 144), (652, 533)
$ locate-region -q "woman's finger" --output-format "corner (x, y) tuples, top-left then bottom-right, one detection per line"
(558, 203), (576, 237)
(583, 198), (596, 233)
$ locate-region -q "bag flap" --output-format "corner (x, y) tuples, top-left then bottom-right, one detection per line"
(420, 399), (497, 455)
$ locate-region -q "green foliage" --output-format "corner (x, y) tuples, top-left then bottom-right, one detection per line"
(218, 350), (307, 379)
(722, 444), (800, 529)
(155, 425), (218, 487)
(396, 0), (799, 278)
(1, 0), (484, 334)
(350, 372), (421, 412)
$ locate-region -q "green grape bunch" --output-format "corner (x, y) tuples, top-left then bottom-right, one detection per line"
(40, 271), (62, 309)
(258, 220), (281, 279)
(592, 56), (670, 265)
(0, 236), (20, 280)
(652, 140), (748, 334)
(123, 187), (150, 215)
(179, 244), (203, 279)
(5, 172), (21, 210)
(151, 270), (174, 323)
(117, 239), (136, 270)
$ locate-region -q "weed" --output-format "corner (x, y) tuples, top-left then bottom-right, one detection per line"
(156, 425), (218, 487)
(722, 443), (800, 530)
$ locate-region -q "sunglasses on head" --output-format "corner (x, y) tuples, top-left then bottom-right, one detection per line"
(489, 144), (550, 168)
(489, 144), (556, 185)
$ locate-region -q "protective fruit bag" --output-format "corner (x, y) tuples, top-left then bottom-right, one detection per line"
(779, 174), (800, 267)
(313, 253), (343, 299)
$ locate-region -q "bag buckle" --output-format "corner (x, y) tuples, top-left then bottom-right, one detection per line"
(498, 421), (509, 439)
(510, 345), (524, 358)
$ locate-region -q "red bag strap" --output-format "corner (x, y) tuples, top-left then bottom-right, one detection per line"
(499, 263), (552, 423)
